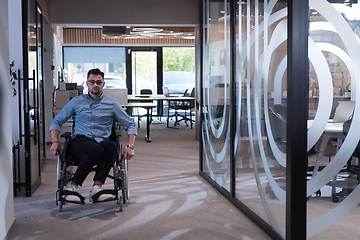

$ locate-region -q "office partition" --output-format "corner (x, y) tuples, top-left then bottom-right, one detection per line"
(200, 0), (360, 239)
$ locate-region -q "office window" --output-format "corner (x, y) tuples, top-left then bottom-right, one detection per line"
(63, 47), (126, 92)
(163, 47), (195, 95)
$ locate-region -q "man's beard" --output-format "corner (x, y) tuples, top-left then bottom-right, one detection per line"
(90, 89), (101, 95)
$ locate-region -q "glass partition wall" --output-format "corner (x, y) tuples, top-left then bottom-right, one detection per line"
(201, 0), (360, 239)
(201, 0), (288, 238)
(306, 1), (360, 239)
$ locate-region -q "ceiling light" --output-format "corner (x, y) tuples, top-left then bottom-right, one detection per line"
(182, 36), (195, 39)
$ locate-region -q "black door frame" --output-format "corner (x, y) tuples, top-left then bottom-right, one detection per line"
(22, 0), (44, 197)
(126, 47), (163, 116)
(125, 47), (163, 95)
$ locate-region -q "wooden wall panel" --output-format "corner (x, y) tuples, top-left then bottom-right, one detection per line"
(63, 28), (195, 45)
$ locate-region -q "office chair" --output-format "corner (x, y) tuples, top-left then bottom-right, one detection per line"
(268, 104), (286, 152)
(176, 87), (195, 128)
(330, 117), (359, 202)
(56, 121), (129, 212)
(167, 88), (195, 128)
(137, 89), (154, 128)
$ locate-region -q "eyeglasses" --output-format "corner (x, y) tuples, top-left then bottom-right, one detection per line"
(87, 80), (104, 85)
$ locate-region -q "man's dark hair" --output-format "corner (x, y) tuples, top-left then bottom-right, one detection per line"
(87, 68), (104, 79)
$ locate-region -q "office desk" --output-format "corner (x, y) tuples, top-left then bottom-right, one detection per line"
(126, 102), (157, 142)
(308, 120), (344, 177)
(128, 95), (194, 102)
(127, 95), (195, 140)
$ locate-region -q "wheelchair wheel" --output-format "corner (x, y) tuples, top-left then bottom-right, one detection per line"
(57, 156), (62, 190)
(56, 156), (63, 209)
(58, 200), (63, 212)
(124, 158), (129, 201)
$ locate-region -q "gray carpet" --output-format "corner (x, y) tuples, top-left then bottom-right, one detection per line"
(9, 119), (271, 240)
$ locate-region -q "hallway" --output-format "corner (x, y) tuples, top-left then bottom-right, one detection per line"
(9, 120), (271, 240)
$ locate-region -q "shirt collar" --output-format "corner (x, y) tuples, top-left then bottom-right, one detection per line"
(86, 92), (104, 100)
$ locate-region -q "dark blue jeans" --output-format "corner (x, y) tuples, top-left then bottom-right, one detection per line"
(70, 135), (116, 186)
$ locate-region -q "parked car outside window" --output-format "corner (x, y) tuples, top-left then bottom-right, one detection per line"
(163, 71), (195, 95)
(104, 76), (126, 89)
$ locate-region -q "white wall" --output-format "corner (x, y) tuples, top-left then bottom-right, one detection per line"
(43, 22), (54, 143)
(8, 0), (25, 184)
(50, 0), (199, 26)
(0, 0), (16, 238)
(9, 0), (23, 146)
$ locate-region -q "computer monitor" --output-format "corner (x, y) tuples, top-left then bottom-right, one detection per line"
(102, 88), (128, 106)
(66, 83), (77, 90)
(332, 101), (355, 123)
(163, 86), (169, 97)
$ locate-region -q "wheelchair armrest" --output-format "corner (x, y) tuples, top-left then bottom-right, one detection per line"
(61, 132), (72, 139)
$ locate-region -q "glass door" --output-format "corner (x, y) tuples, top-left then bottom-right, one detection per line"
(36, 3), (46, 168)
(132, 51), (157, 95)
(23, 0), (45, 196)
(126, 47), (163, 115)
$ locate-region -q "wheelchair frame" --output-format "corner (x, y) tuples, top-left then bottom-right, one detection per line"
(56, 123), (129, 212)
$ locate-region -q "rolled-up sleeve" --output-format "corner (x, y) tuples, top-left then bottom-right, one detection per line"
(113, 101), (137, 136)
(49, 99), (75, 132)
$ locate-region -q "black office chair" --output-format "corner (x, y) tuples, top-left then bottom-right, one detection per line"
(167, 88), (187, 127)
(167, 88), (195, 128)
(56, 121), (129, 212)
(176, 87), (195, 128)
(137, 89), (154, 128)
(330, 117), (360, 202)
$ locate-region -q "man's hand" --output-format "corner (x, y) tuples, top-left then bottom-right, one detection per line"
(124, 147), (134, 160)
(50, 142), (61, 155)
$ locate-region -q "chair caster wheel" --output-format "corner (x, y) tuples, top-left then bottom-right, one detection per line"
(332, 195), (339, 203)
(316, 189), (321, 197)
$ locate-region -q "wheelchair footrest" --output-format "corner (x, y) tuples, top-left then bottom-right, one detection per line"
(91, 189), (119, 203)
(59, 190), (86, 205)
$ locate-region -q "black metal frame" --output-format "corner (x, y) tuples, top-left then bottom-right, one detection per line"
(125, 47), (163, 95)
(286, 0), (309, 239)
(199, 0), (309, 239)
(22, 0), (43, 197)
(126, 47), (164, 116)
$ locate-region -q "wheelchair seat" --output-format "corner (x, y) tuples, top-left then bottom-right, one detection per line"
(56, 122), (129, 212)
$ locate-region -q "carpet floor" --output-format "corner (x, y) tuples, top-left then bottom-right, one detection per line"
(9, 119), (271, 240)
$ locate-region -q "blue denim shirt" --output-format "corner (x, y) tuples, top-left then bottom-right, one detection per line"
(50, 93), (137, 143)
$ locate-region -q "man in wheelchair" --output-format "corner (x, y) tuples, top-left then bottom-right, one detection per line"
(50, 68), (137, 205)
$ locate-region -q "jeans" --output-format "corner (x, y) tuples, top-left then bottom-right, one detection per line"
(70, 135), (116, 186)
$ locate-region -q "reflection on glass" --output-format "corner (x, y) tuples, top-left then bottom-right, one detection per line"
(202, 0), (231, 192)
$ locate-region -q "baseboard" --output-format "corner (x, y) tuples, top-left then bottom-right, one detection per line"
(3, 217), (16, 240)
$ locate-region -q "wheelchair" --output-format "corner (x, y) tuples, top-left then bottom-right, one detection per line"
(56, 122), (129, 212)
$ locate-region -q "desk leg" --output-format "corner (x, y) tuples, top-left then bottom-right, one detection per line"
(312, 133), (331, 177)
(145, 108), (151, 142)
(167, 100), (170, 128)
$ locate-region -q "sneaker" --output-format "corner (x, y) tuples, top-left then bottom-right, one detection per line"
(89, 185), (114, 202)
(63, 183), (81, 203)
